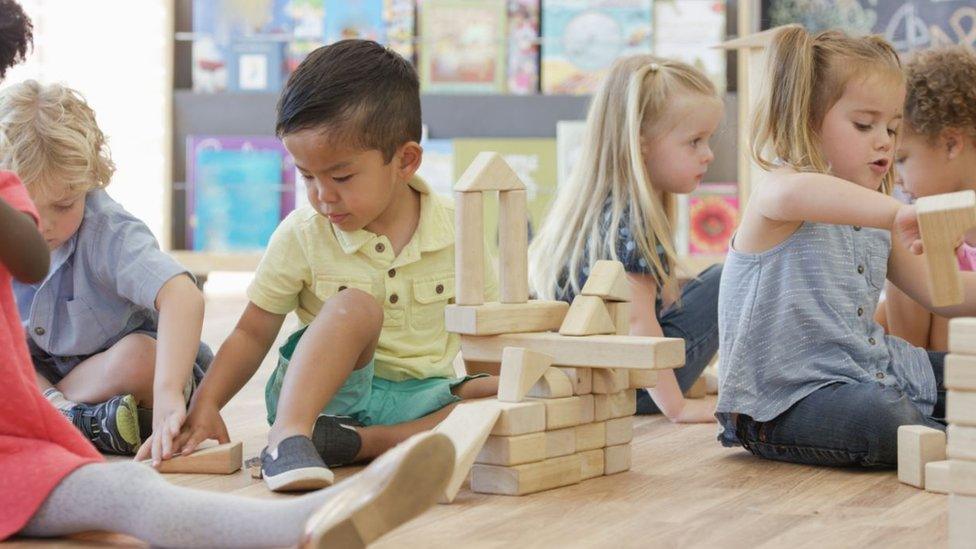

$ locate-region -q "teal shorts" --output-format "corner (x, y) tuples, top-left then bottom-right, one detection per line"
(265, 327), (485, 426)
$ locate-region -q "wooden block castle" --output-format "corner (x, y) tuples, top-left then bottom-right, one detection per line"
(435, 152), (685, 501)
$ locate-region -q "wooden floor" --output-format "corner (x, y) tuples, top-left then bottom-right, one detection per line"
(10, 293), (949, 548)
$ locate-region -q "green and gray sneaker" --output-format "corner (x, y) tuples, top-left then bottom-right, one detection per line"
(65, 394), (142, 455)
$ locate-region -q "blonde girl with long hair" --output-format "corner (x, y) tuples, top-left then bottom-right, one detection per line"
(716, 26), (976, 468)
(529, 55), (724, 423)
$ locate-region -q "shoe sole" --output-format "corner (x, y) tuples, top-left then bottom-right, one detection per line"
(301, 431), (455, 549)
(265, 466), (336, 492)
(114, 395), (141, 451)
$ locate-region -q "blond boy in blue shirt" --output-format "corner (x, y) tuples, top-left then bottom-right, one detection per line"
(178, 40), (499, 491)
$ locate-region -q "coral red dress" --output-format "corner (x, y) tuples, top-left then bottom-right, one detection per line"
(0, 171), (102, 540)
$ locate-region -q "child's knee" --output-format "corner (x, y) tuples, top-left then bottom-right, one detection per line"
(320, 288), (384, 335)
(106, 333), (156, 375)
(862, 385), (936, 464)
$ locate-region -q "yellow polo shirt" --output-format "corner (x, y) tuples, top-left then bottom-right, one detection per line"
(248, 176), (497, 381)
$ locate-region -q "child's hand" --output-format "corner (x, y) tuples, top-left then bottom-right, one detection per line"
(174, 399), (230, 456)
(134, 392), (186, 465)
(894, 204), (924, 255)
(671, 398), (717, 424)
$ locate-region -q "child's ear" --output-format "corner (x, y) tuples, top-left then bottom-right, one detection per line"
(395, 141), (423, 180)
(944, 129), (965, 160)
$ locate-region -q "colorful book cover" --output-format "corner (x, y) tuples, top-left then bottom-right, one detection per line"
(507, 0), (540, 94)
(419, 0), (508, 93)
(384, 0), (416, 63)
(227, 40), (286, 92)
(417, 137), (455, 196)
(453, 138), (557, 253)
(541, 0), (653, 95)
(186, 136), (297, 249)
(287, 0), (325, 72)
(654, 0), (726, 92)
(688, 183), (738, 256)
(556, 119), (587, 186)
(324, 0), (386, 44)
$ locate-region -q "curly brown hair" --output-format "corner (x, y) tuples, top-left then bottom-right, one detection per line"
(904, 46), (976, 142)
(0, 0), (32, 80)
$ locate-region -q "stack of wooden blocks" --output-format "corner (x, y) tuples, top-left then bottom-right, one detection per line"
(946, 318), (976, 548)
(434, 152), (684, 500)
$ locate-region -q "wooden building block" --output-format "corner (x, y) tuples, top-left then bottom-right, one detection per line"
(579, 449), (605, 480)
(916, 190), (976, 307)
(153, 441), (243, 474)
(580, 260), (630, 302)
(460, 332), (686, 370)
(592, 368), (629, 394)
(476, 432), (546, 466)
(578, 394), (595, 424)
(576, 421), (607, 452)
(685, 376), (708, 399)
(604, 444), (632, 475)
(605, 416), (634, 446)
(897, 425), (947, 488)
(527, 367), (575, 399)
(950, 459), (976, 496)
(950, 494), (976, 549)
(497, 347), (553, 403)
(558, 367), (592, 395)
(490, 400), (547, 436)
(607, 390), (638, 419)
(605, 301), (631, 335)
(455, 191), (485, 306)
(470, 454), (582, 496)
(951, 318), (976, 356)
(629, 369), (658, 389)
(949, 425), (976, 460)
(454, 151), (526, 192)
(559, 295), (616, 336)
(445, 301), (568, 336)
(498, 189), (529, 304)
(545, 427), (577, 458)
(925, 460), (950, 494)
(434, 400), (503, 503)
(947, 354), (976, 391)
(593, 394), (611, 422)
(461, 358), (501, 376)
(528, 396), (581, 430)
(948, 391), (976, 427)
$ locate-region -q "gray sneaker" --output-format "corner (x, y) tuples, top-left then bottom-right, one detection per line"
(311, 415), (363, 467)
(65, 394), (141, 455)
(261, 435), (335, 492)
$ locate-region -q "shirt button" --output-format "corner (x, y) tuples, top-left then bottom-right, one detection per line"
(375, 243), (385, 253)
(34, 327), (45, 336)
(868, 337), (876, 345)
(854, 226), (862, 231)
(857, 307), (864, 316)
(857, 265), (865, 274)
(436, 284), (444, 294)
(388, 269), (396, 278)
(390, 293), (399, 304)
(876, 372), (885, 379)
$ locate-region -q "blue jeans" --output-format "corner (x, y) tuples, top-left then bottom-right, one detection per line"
(733, 352), (946, 468)
(636, 264), (721, 415)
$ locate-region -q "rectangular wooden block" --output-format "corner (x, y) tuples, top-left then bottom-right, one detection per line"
(435, 400), (503, 503)
(629, 369), (658, 389)
(477, 432), (547, 466)
(917, 191), (976, 307)
(444, 301), (568, 336)
(545, 427), (577, 458)
(576, 421), (607, 451)
(948, 391), (976, 427)
(490, 400), (546, 436)
(470, 454), (582, 496)
(606, 390), (637, 419)
(455, 191), (485, 306)
(558, 367), (592, 395)
(579, 449), (605, 480)
(950, 494), (976, 549)
(592, 368), (629, 394)
(593, 393), (611, 422)
(527, 367), (575, 399)
(925, 460), (950, 494)
(685, 376), (708, 399)
(897, 425), (947, 488)
(604, 443), (632, 475)
(460, 332), (685, 370)
(951, 318), (976, 356)
(950, 459), (976, 496)
(578, 394), (595, 424)
(153, 441), (243, 474)
(949, 425), (976, 461)
(498, 189), (529, 303)
(947, 354), (976, 390)
(528, 396), (581, 430)
(605, 416), (634, 446)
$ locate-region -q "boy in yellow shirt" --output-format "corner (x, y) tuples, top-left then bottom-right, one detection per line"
(177, 40), (498, 491)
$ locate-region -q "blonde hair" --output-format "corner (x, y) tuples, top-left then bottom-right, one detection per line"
(751, 25), (903, 193)
(529, 55), (719, 303)
(0, 80), (114, 198)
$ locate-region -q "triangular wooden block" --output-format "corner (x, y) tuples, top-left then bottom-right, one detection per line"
(435, 400), (503, 503)
(526, 367), (574, 399)
(559, 295), (616, 336)
(454, 151), (526, 192)
(151, 441), (243, 474)
(581, 260), (630, 302)
(498, 347), (554, 402)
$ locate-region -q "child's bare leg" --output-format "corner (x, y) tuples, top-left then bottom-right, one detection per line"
(355, 375), (498, 460)
(35, 371), (55, 392)
(268, 289), (383, 451)
(55, 333), (156, 405)
(883, 281), (937, 349)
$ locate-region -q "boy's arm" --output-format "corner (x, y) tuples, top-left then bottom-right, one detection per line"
(176, 302), (286, 454)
